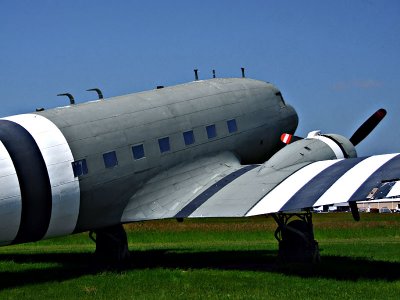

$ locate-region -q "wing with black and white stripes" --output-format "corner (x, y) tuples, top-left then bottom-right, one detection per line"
(122, 152), (400, 222)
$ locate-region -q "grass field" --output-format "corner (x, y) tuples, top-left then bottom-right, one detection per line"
(0, 213), (399, 299)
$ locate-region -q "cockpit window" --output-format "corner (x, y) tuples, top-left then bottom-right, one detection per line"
(275, 92), (286, 107)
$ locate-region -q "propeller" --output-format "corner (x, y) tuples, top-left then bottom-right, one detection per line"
(349, 108), (386, 146)
(279, 108), (387, 222)
(281, 108), (387, 147)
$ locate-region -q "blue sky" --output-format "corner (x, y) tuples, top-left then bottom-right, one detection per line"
(1, 1), (399, 156)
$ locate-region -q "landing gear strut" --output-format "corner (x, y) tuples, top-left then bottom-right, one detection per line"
(272, 211), (320, 263)
(89, 224), (130, 264)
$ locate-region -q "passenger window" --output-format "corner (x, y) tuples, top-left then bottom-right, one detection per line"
(71, 159), (88, 177)
(227, 119), (238, 133)
(206, 124), (217, 139)
(183, 130), (195, 145)
(158, 137), (170, 153)
(103, 151), (118, 168)
(132, 144), (145, 160)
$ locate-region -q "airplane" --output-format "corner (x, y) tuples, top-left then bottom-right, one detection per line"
(1, 70), (399, 263)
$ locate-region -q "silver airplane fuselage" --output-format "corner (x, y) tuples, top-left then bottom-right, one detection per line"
(0, 78), (297, 245)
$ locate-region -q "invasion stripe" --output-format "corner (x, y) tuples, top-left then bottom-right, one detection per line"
(349, 153), (400, 201)
(0, 141), (22, 245)
(387, 181), (400, 198)
(246, 159), (339, 216)
(175, 165), (258, 218)
(0, 120), (52, 243)
(310, 135), (345, 159)
(313, 154), (399, 207)
(280, 157), (366, 212)
(6, 114), (80, 239)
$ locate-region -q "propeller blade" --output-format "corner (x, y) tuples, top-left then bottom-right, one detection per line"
(349, 108), (386, 146)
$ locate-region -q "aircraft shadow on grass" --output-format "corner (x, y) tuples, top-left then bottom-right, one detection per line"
(0, 249), (400, 289)
(1, 249), (399, 290)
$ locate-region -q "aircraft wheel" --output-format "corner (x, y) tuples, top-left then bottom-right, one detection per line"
(278, 219), (320, 263)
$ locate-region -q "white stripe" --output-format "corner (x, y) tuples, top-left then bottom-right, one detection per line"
(311, 135), (344, 159)
(313, 153), (398, 207)
(0, 141), (22, 245)
(246, 159), (340, 216)
(387, 181), (400, 198)
(4, 114), (80, 239)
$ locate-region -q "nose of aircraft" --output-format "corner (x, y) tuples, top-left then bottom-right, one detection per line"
(284, 103), (299, 133)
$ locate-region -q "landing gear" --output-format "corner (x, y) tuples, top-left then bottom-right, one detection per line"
(272, 211), (320, 263)
(89, 224), (130, 265)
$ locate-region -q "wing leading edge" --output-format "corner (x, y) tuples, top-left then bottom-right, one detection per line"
(122, 153), (400, 222)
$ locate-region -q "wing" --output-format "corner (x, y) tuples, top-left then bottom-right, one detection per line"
(122, 151), (244, 222)
(122, 152), (400, 222)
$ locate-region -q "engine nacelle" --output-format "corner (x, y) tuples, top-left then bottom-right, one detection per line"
(264, 131), (357, 171)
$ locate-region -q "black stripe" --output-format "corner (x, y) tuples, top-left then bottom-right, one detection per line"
(175, 165), (258, 218)
(280, 157), (367, 211)
(349, 154), (400, 201)
(0, 120), (52, 243)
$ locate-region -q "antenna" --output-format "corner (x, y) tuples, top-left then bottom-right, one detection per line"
(57, 93), (75, 105)
(86, 88), (104, 100)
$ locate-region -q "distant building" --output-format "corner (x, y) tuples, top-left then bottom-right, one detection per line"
(314, 199), (400, 212)
(357, 198), (400, 211)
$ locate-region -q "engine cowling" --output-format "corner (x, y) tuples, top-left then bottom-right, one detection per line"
(264, 131), (357, 171)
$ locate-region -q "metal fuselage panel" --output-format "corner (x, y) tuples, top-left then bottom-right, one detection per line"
(36, 78), (298, 231)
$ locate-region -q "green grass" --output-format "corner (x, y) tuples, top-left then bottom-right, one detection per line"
(0, 213), (399, 299)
